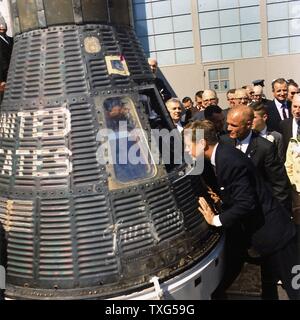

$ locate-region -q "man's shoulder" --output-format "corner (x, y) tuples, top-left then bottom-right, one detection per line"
(219, 133), (231, 143)
(268, 130), (282, 139)
(280, 117), (293, 127)
(252, 133), (275, 151)
(217, 142), (245, 161)
(191, 110), (204, 121)
(265, 100), (279, 116)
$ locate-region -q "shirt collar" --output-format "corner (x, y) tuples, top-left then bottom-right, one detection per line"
(176, 122), (183, 133)
(210, 143), (219, 167)
(260, 126), (267, 137)
(275, 98), (286, 108)
(0, 34), (8, 44)
(237, 131), (252, 147)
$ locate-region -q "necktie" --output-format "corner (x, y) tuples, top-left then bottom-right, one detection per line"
(281, 103), (287, 119)
(0, 34), (9, 45)
(297, 120), (300, 141)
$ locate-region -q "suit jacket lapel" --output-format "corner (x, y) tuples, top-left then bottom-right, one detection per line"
(288, 118), (293, 138)
(215, 144), (223, 186)
(245, 133), (257, 158)
(221, 134), (235, 146)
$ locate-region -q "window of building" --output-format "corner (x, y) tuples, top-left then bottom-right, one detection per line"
(208, 68), (230, 92)
(198, 0), (262, 62)
(267, 0), (300, 55)
(132, 0), (195, 66)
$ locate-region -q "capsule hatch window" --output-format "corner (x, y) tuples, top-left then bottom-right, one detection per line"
(100, 96), (157, 186)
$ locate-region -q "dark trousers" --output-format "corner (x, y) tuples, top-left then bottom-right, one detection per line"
(261, 191), (300, 300)
(212, 227), (247, 299)
(291, 190), (300, 262)
(261, 237), (300, 300)
(213, 229), (300, 300)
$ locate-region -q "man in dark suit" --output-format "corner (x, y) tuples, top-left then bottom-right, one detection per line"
(204, 105), (227, 138)
(148, 57), (171, 103)
(266, 78), (291, 132)
(250, 102), (285, 163)
(221, 105), (291, 210)
(0, 21), (13, 101)
(280, 93), (300, 157)
(181, 96), (197, 123)
(184, 120), (299, 300)
(279, 117), (293, 158)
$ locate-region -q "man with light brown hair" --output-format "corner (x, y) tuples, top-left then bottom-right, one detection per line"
(251, 102), (284, 162)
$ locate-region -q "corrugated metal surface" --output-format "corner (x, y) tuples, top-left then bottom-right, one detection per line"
(74, 194), (118, 278)
(0, 198), (34, 278)
(0, 22), (220, 299)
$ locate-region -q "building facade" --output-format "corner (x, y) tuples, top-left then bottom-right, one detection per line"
(132, 0), (300, 107)
(0, 0), (299, 107)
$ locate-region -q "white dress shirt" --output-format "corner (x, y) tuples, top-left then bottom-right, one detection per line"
(275, 98), (289, 120)
(210, 143), (222, 227)
(259, 127), (268, 139)
(175, 121), (184, 133)
(292, 118), (299, 139)
(236, 131), (252, 154)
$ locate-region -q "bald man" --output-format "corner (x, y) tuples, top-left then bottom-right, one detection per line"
(148, 57), (171, 102)
(221, 105), (292, 211)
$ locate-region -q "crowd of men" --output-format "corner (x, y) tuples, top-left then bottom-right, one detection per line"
(150, 58), (300, 300)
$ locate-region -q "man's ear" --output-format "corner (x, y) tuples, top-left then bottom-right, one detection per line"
(247, 120), (253, 128)
(263, 113), (268, 122)
(201, 138), (209, 151)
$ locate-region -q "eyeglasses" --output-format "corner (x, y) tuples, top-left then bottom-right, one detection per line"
(235, 97), (248, 100)
(203, 98), (217, 102)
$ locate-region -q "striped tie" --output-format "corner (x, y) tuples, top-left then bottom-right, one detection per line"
(281, 103), (288, 119)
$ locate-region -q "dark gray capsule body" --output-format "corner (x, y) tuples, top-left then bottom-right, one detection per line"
(0, 0), (221, 299)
